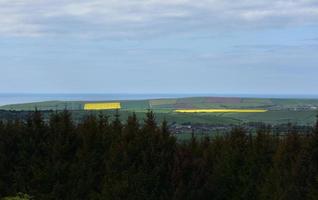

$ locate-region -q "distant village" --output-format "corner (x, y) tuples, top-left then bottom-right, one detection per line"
(169, 122), (313, 136)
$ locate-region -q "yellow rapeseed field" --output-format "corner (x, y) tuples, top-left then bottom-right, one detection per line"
(175, 109), (268, 113)
(84, 102), (121, 110)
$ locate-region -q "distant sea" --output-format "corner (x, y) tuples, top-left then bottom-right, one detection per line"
(1, 93), (318, 106)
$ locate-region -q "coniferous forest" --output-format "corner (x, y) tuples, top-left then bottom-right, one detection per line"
(1, 110), (318, 200)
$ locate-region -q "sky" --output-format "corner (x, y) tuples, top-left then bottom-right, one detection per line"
(1, 0), (318, 95)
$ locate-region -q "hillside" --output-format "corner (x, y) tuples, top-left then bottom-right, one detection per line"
(1, 97), (318, 125)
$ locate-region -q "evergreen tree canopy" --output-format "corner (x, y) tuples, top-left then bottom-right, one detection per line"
(0, 111), (317, 200)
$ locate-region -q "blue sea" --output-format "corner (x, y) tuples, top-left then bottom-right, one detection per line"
(1, 93), (318, 106)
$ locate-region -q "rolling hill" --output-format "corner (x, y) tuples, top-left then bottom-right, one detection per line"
(1, 96), (317, 125)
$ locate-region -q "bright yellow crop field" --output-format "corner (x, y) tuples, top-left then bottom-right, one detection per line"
(175, 109), (268, 113)
(84, 102), (121, 110)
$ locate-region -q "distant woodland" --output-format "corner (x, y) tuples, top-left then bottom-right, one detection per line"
(1, 110), (318, 200)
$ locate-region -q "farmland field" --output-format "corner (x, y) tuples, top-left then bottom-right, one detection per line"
(1, 96), (318, 125)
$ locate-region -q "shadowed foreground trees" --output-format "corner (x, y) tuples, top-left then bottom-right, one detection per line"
(1, 110), (318, 200)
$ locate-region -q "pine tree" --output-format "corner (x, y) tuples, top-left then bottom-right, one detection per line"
(124, 112), (139, 140)
(0, 120), (9, 197)
(143, 110), (157, 134)
(71, 114), (107, 200)
(111, 110), (122, 137)
(307, 115), (318, 199)
(161, 119), (169, 137)
(11, 111), (49, 197)
(48, 110), (78, 200)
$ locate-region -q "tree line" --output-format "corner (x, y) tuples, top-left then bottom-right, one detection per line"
(1, 110), (318, 200)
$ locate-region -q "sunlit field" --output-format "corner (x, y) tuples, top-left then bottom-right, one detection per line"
(175, 109), (268, 113)
(84, 102), (121, 110)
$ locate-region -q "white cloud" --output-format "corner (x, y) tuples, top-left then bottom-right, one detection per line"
(0, 0), (318, 38)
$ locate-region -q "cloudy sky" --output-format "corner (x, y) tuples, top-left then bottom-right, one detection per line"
(1, 0), (318, 95)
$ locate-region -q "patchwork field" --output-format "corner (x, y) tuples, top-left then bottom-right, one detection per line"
(1, 96), (318, 125)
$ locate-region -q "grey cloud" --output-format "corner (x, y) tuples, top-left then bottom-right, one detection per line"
(0, 0), (318, 38)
